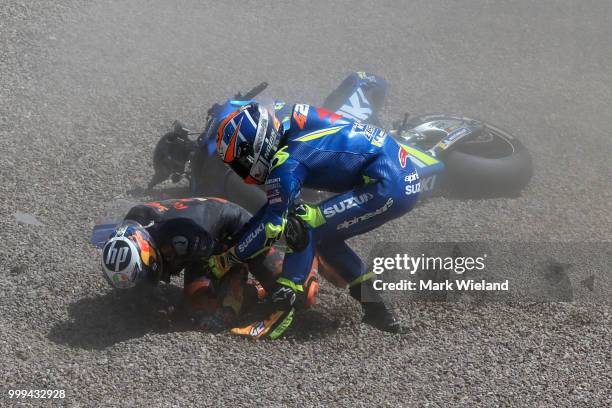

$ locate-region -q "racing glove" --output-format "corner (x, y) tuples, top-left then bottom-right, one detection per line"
(230, 282), (298, 340)
(208, 247), (241, 279)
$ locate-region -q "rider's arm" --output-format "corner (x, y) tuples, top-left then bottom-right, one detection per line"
(233, 156), (307, 261)
(205, 201), (253, 252)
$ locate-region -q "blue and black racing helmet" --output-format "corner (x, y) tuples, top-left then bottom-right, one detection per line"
(215, 103), (282, 185)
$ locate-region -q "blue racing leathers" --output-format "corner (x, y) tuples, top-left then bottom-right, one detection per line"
(232, 103), (420, 290)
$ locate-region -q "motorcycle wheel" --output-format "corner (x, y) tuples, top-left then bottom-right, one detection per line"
(443, 123), (533, 197)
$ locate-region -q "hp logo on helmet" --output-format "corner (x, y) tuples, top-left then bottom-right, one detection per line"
(103, 240), (132, 272)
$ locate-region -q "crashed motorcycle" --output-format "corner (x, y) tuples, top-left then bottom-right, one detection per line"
(148, 72), (532, 213)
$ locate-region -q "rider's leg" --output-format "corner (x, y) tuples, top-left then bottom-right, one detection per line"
(278, 229), (316, 291)
(253, 137), (420, 335)
(310, 137), (421, 331)
(229, 237), (316, 339)
(315, 239), (363, 285)
(314, 136), (420, 241)
(314, 237), (401, 332)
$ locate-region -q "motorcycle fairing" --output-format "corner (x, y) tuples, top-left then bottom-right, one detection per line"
(322, 71), (387, 127)
(322, 73), (444, 179)
(397, 142), (444, 178)
(199, 71), (386, 160)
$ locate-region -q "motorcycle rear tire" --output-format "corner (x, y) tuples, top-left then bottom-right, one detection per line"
(443, 123), (533, 197)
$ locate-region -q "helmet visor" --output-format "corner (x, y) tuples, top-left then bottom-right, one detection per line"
(228, 148), (254, 180)
(248, 103), (282, 184)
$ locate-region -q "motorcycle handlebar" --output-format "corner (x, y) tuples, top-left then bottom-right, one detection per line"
(206, 81), (270, 124)
(234, 81), (269, 101)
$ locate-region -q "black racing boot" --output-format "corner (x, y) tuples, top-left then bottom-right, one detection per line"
(349, 280), (401, 333)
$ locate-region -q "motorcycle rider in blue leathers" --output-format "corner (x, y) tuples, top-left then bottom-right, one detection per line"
(208, 86), (421, 338)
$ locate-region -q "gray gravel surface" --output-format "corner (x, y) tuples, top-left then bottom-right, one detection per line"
(1, 1), (611, 406)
